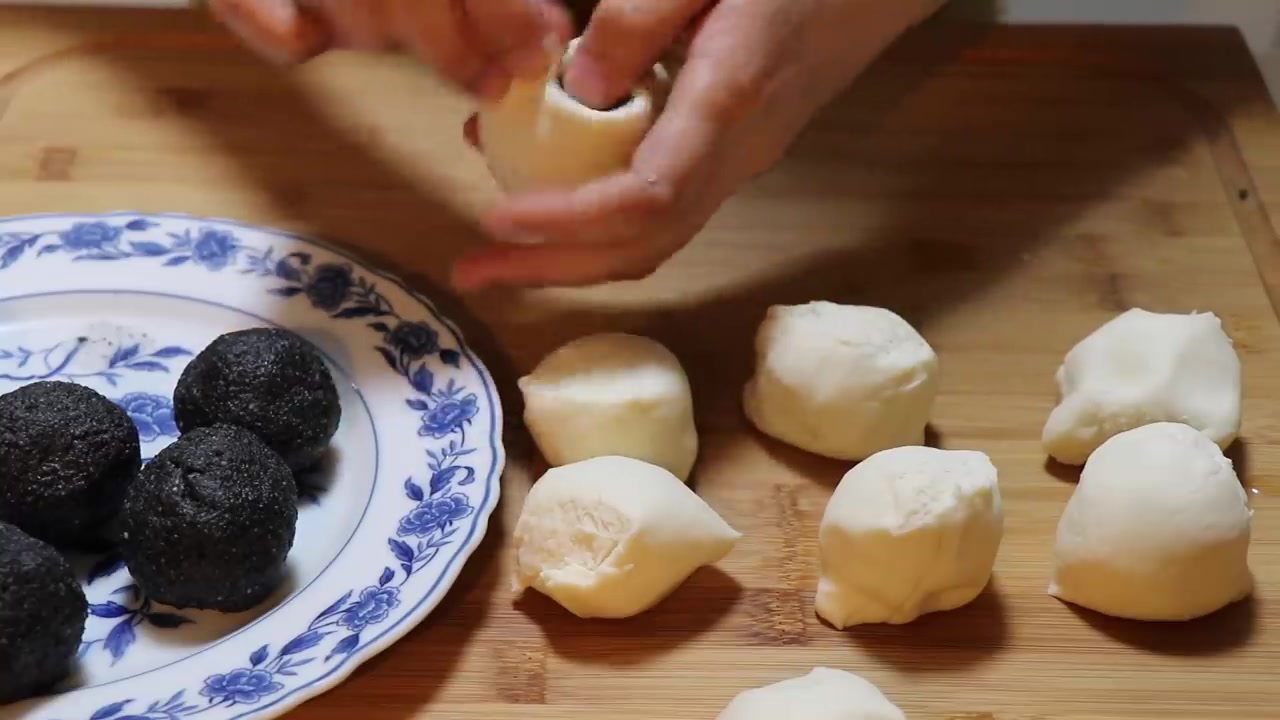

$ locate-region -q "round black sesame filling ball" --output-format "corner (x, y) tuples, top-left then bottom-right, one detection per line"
(173, 327), (341, 473)
(0, 380), (142, 550)
(0, 521), (88, 704)
(119, 424), (298, 613)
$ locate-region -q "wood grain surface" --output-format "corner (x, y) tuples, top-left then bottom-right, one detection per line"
(0, 8), (1278, 719)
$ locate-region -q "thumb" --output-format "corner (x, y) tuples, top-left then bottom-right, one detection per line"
(562, 0), (710, 109)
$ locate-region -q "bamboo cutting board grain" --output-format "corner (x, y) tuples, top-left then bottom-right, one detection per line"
(0, 8), (1278, 719)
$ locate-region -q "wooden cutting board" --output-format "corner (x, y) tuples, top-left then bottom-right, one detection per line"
(1, 8), (1278, 719)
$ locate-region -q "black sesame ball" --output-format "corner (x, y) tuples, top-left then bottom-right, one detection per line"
(0, 521), (88, 704)
(0, 380), (142, 550)
(173, 327), (341, 472)
(119, 424), (298, 612)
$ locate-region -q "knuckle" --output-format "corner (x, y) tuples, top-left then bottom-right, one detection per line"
(640, 178), (678, 214)
(706, 72), (765, 125)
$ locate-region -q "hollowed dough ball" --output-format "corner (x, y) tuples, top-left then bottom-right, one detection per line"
(816, 446), (1003, 628)
(1043, 308), (1241, 466)
(743, 302), (939, 460)
(717, 667), (905, 720)
(478, 37), (672, 193)
(518, 333), (698, 481)
(1050, 422), (1252, 621)
(512, 456), (740, 619)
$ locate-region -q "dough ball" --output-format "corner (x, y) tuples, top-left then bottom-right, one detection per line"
(0, 521), (88, 704)
(518, 333), (698, 481)
(120, 425), (298, 612)
(174, 327), (341, 473)
(512, 455), (740, 619)
(1050, 421), (1252, 621)
(1043, 308), (1241, 465)
(0, 380), (141, 550)
(817, 446), (1003, 628)
(478, 37), (672, 192)
(743, 302), (939, 461)
(717, 667), (905, 720)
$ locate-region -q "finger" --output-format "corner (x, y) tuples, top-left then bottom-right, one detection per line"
(390, 0), (491, 97)
(209, 0), (331, 63)
(485, 38), (743, 244)
(465, 0), (573, 80)
(484, 171), (671, 245)
(563, 0), (713, 108)
(451, 239), (664, 290)
(310, 0), (392, 50)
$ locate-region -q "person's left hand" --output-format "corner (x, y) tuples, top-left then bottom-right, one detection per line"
(452, 0), (946, 290)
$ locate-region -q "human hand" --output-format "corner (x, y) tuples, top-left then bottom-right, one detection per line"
(207, 0), (574, 100)
(453, 0), (946, 290)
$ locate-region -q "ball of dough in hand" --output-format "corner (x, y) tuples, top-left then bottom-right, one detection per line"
(717, 667), (905, 720)
(816, 446), (1003, 628)
(1043, 308), (1241, 465)
(512, 456), (740, 619)
(744, 302), (939, 461)
(478, 37), (672, 192)
(518, 333), (698, 481)
(1050, 421), (1252, 621)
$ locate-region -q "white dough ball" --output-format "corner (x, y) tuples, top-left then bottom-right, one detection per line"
(743, 302), (939, 461)
(816, 446), (1003, 628)
(1042, 308), (1241, 465)
(477, 37), (672, 193)
(512, 455), (741, 619)
(717, 667), (905, 720)
(518, 333), (698, 481)
(1050, 422), (1252, 621)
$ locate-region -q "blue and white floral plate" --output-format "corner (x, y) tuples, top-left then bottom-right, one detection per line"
(0, 213), (504, 720)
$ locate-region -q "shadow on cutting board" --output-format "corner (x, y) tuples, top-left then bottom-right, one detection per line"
(515, 566), (744, 666)
(1065, 595), (1257, 657)
(842, 581), (1009, 672)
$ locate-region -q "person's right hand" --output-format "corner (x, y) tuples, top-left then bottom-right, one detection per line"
(207, 0), (574, 100)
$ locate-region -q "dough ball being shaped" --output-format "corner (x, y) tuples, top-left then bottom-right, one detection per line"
(0, 521), (88, 704)
(1050, 421), (1252, 621)
(518, 333), (698, 481)
(0, 380), (141, 550)
(512, 455), (740, 619)
(174, 327), (341, 473)
(817, 446), (1003, 628)
(744, 302), (939, 461)
(120, 425), (298, 612)
(717, 667), (905, 720)
(478, 37), (672, 192)
(1043, 308), (1241, 465)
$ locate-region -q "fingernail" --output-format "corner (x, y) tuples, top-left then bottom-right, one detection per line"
(463, 115), (481, 149)
(561, 56), (614, 109)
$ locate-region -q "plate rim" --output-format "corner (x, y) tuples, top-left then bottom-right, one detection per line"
(0, 211), (506, 719)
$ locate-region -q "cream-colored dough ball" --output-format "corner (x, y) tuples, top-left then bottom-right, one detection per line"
(717, 667), (905, 720)
(477, 37), (672, 193)
(816, 446), (1003, 628)
(743, 302), (939, 460)
(518, 333), (698, 481)
(1050, 422), (1253, 621)
(1043, 308), (1242, 465)
(512, 456), (741, 619)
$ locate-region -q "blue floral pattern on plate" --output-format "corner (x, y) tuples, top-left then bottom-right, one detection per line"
(0, 213), (503, 720)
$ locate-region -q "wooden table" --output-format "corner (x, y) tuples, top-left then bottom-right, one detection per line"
(1, 8), (1278, 719)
